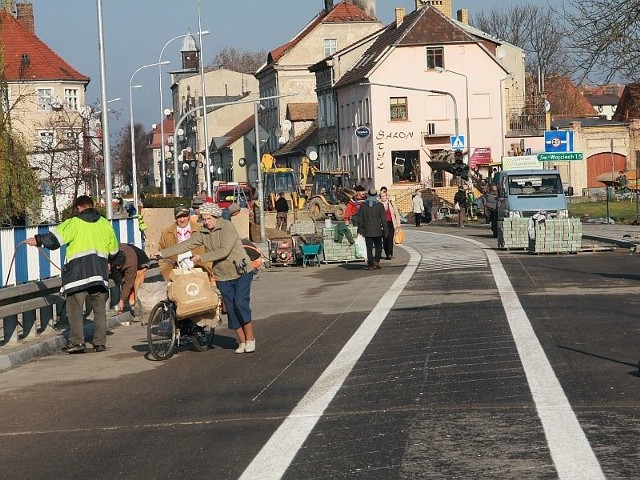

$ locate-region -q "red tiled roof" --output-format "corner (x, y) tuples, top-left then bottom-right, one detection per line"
(0, 11), (89, 83)
(287, 102), (317, 122)
(148, 118), (175, 149)
(336, 6), (477, 89)
(265, 1), (376, 66)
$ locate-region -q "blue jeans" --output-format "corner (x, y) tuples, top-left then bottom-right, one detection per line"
(216, 272), (253, 330)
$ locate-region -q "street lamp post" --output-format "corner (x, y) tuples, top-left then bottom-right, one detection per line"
(129, 61), (169, 212)
(129, 84), (142, 210)
(436, 68), (469, 163)
(158, 30), (209, 197)
(197, 0), (212, 197)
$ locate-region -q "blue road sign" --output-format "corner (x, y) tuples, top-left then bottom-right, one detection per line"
(450, 135), (465, 150)
(544, 130), (574, 153)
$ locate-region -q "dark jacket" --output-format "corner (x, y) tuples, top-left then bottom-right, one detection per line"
(275, 196), (289, 213)
(454, 190), (468, 208)
(357, 199), (389, 238)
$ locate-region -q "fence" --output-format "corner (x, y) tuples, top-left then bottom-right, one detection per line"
(0, 218), (143, 346)
(0, 217), (142, 288)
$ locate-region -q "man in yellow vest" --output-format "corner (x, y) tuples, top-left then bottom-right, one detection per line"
(26, 195), (119, 353)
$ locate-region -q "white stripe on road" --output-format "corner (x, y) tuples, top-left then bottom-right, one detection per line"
(239, 246), (422, 480)
(459, 234), (605, 480)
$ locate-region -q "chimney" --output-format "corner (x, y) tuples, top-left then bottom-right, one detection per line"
(345, 0), (376, 18)
(16, 2), (34, 33)
(395, 7), (405, 26)
(324, 0), (334, 12)
(456, 8), (469, 25)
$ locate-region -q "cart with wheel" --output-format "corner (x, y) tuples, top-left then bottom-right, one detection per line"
(146, 258), (221, 361)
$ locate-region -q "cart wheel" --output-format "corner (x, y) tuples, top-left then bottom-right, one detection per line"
(147, 301), (177, 360)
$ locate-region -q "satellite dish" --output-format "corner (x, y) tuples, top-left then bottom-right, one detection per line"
(163, 108), (172, 116)
(177, 128), (184, 136)
(282, 119), (292, 131)
(306, 146), (318, 161)
(544, 100), (551, 112)
(151, 123), (157, 130)
(496, 47), (507, 60)
(278, 136), (286, 145)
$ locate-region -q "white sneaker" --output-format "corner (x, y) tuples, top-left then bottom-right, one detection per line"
(245, 340), (256, 353)
(235, 343), (246, 354)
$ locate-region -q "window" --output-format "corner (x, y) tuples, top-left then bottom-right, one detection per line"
(37, 88), (53, 111)
(39, 130), (54, 149)
(390, 97), (408, 121)
(426, 46), (444, 70)
(324, 38), (337, 57)
(65, 88), (78, 111)
(66, 130), (80, 147)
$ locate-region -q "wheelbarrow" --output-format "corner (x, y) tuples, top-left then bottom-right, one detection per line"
(299, 243), (322, 267)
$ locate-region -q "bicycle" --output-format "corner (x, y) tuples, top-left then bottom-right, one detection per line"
(146, 257), (219, 361)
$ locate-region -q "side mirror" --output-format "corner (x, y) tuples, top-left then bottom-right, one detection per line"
(566, 186), (574, 197)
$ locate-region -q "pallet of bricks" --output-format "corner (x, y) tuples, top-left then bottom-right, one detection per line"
(498, 218), (529, 249)
(528, 218), (582, 254)
(322, 226), (360, 262)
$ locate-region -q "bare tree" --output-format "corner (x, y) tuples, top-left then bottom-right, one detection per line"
(0, 52), (39, 225)
(206, 46), (266, 74)
(31, 107), (86, 223)
(112, 122), (153, 194)
(562, 0), (640, 84)
(472, 4), (569, 90)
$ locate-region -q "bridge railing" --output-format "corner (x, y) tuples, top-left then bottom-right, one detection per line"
(0, 218), (144, 346)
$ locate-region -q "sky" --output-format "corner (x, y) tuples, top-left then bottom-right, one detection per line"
(30, 0), (542, 139)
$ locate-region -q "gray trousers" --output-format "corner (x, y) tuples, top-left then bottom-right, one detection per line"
(66, 288), (108, 346)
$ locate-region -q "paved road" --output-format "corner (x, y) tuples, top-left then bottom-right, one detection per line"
(1, 225), (639, 479)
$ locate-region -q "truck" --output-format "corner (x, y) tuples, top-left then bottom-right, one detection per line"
(483, 169), (573, 238)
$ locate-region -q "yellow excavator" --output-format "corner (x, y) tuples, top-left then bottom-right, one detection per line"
(299, 156), (355, 221)
(260, 153), (300, 212)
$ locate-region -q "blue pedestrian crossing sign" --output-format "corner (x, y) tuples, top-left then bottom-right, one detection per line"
(544, 130), (574, 153)
(450, 135), (465, 150)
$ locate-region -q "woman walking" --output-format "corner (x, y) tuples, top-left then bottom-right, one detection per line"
(379, 189), (401, 259)
(412, 190), (424, 227)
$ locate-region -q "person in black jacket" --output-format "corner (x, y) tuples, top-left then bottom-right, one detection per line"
(453, 185), (468, 228)
(275, 192), (289, 231)
(356, 188), (389, 270)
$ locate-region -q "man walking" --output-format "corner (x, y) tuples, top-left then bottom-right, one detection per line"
(357, 188), (389, 270)
(275, 192), (289, 231)
(454, 185), (468, 228)
(26, 195), (119, 353)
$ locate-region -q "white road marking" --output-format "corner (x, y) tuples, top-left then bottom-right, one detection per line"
(242, 231), (605, 480)
(459, 233), (605, 480)
(239, 246), (422, 480)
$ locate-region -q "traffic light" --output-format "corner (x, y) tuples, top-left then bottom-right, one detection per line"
(451, 149), (469, 180)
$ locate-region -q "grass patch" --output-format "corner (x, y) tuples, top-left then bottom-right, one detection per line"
(569, 199), (640, 224)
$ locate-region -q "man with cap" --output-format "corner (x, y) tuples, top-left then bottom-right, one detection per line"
(157, 204), (212, 281)
(357, 188), (388, 270)
(154, 203), (257, 354)
(344, 184), (366, 227)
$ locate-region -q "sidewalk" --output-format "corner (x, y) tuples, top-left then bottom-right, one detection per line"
(1, 222), (638, 373)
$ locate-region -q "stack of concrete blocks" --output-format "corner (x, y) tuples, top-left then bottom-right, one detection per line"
(290, 221), (317, 235)
(322, 226), (358, 262)
(528, 218), (582, 253)
(498, 218), (530, 249)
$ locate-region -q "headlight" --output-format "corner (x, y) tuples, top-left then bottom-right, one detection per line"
(507, 210), (522, 218)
